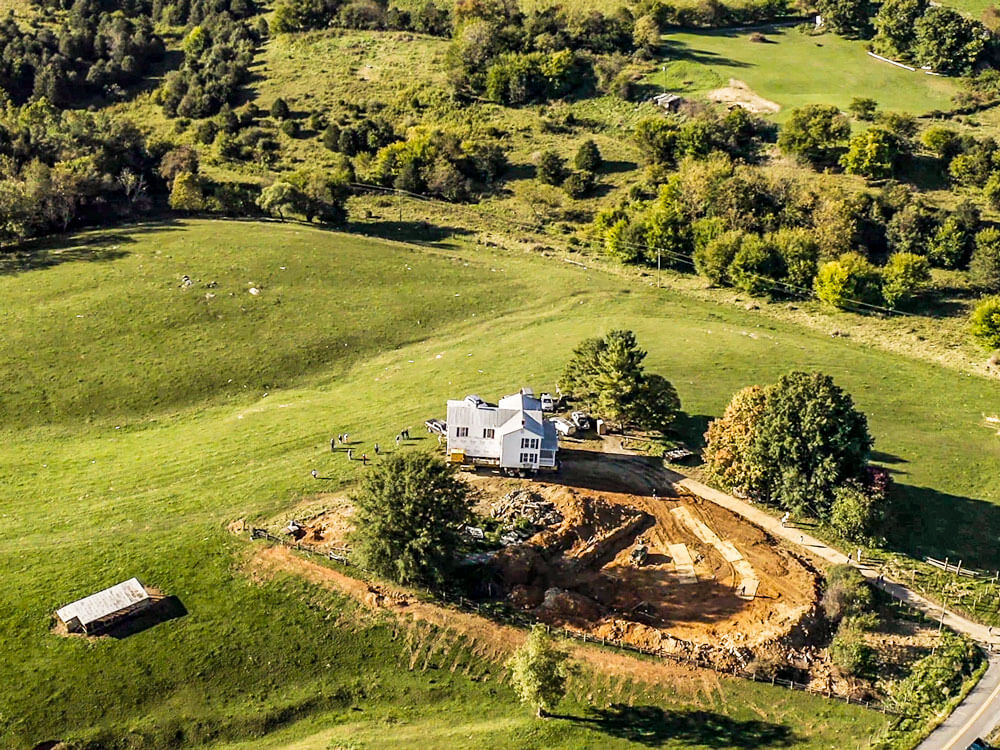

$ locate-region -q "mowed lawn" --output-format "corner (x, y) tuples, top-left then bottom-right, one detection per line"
(4, 219), (999, 747)
(653, 26), (958, 118)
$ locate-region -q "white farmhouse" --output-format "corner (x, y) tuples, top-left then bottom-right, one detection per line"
(446, 391), (559, 474)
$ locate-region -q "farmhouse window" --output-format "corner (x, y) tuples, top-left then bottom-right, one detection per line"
(456, 427), (468, 437)
(519, 452), (537, 464)
(483, 428), (495, 439)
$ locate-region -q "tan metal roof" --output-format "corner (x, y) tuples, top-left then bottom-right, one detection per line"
(56, 578), (150, 628)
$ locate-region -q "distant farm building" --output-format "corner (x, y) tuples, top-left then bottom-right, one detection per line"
(651, 93), (684, 112)
(56, 578), (153, 635)
(446, 391), (558, 474)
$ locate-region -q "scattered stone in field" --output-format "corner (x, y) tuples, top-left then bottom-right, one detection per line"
(205, 293), (216, 300)
(180, 275), (193, 289)
(248, 287), (261, 296)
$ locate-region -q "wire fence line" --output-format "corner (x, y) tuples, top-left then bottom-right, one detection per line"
(250, 528), (904, 716)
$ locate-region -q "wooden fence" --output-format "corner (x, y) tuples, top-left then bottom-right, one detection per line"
(250, 528), (902, 715)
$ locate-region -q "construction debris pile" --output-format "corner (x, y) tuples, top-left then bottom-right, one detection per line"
(490, 489), (563, 544)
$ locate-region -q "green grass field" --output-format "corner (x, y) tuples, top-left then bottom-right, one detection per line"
(0, 219), (904, 749)
(652, 26), (959, 118)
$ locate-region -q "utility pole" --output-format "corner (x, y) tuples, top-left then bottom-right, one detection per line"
(657, 247), (661, 288)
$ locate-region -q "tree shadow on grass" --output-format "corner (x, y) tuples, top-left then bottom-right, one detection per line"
(345, 218), (474, 246)
(659, 39), (753, 69)
(672, 413), (713, 451)
(887, 485), (1000, 570)
(565, 704), (796, 747)
(0, 219), (188, 276)
(599, 159), (639, 175)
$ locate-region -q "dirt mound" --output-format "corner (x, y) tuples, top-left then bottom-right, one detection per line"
(539, 587), (603, 622)
(706, 79), (780, 113)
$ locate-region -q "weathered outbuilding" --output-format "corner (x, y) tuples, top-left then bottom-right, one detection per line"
(56, 578), (152, 635)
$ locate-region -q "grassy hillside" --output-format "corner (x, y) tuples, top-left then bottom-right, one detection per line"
(0, 220), (899, 749)
(653, 26), (959, 119)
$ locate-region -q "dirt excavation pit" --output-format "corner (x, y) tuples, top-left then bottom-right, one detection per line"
(466, 449), (818, 661)
(265, 448), (818, 666)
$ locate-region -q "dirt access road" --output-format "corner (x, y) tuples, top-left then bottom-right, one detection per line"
(249, 544), (728, 701)
(657, 465), (1000, 748)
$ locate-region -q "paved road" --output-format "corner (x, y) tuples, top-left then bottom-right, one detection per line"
(655, 467), (1000, 749)
(915, 658), (1000, 750)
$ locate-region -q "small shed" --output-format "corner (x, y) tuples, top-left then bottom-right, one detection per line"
(56, 578), (152, 635)
(651, 93), (684, 112)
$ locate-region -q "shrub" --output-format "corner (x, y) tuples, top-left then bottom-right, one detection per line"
(886, 632), (979, 718)
(322, 124), (341, 152)
(848, 97), (878, 121)
(881, 252), (931, 308)
(822, 564), (873, 621)
(169, 172), (204, 212)
(970, 296), (1000, 350)
(574, 139), (602, 172)
(770, 228), (819, 291)
(928, 215), (972, 269)
(830, 623), (877, 677)
(841, 128), (898, 180)
(777, 104), (851, 166)
(921, 126), (960, 160)
(537, 149), (567, 186)
(728, 234), (785, 296)
(562, 170), (595, 198)
(270, 97), (290, 119)
(970, 227), (1000, 291)
(694, 229), (745, 286)
(831, 483), (884, 543)
(814, 252), (884, 309)
(280, 119), (299, 137)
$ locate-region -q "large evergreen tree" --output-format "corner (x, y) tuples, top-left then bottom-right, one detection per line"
(559, 330), (680, 431)
(746, 372), (873, 517)
(351, 452), (471, 587)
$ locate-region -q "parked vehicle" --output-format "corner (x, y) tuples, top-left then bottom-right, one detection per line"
(550, 417), (576, 436)
(540, 392), (555, 411)
(571, 411), (591, 430)
(425, 418), (446, 435)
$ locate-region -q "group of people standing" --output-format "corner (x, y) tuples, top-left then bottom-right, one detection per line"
(313, 428), (413, 474)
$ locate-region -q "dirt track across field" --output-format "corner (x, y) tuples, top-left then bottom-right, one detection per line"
(249, 543), (727, 698)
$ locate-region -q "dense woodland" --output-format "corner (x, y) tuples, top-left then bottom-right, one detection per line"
(0, 0), (999, 346)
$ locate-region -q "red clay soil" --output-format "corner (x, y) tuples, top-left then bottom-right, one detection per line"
(466, 448), (818, 659)
(249, 544), (727, 699)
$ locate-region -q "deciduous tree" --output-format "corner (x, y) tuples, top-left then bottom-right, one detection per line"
(970, 296), (1000, 350)
(777, 104), (850, 166)
(507, 625), (571, 718)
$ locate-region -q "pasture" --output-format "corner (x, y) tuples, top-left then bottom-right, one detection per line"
(2, 219), (998, 746)
(652, 26), (959, 118)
